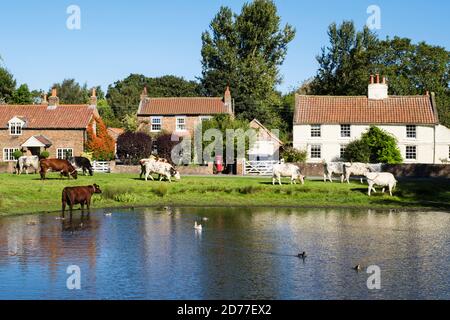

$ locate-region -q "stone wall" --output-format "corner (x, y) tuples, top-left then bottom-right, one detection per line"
(383, 164), (450, 179)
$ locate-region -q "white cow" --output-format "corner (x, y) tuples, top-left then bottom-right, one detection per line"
(323, 162), (345, 183)
(343, 163), (383, 184)
(364, 172), (397, 196)
(143, 159), (181, 183)
(272, 163), (305, 185)
(16, 156), (39, 175)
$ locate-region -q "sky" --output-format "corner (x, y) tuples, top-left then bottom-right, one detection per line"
(0, 0), (449, 94)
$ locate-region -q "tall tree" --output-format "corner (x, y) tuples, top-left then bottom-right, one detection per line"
(0, 66), (16, 103)
(311, 21), (450, 126)
(106, 74), (201, 120)
(200, 0), (295, 125)
(49, 79), (104, 104)
(11, 84), (33, 104)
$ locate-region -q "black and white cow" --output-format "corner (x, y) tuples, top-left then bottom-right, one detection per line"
(69, 157), (94, 176)
(16, 156), (40, 175)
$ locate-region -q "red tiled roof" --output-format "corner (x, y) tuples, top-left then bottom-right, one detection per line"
(138, 97), (229, 115)
(107, 127), (125, 141)
(34, 135), (53, 146)
(0, 104), (97, 129)
(294, 95), (438, 125)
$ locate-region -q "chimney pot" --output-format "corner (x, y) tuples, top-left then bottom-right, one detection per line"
(370, 75), (374, 84)
(376, 74), (380, 84)
(48, 88), (59, 108)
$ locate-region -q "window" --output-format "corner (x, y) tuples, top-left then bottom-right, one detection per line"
(9, 122), (23, 136)
(405, 146), (417, 160)
(406, 125), (417, 139)
(341, 124), (351, 138)
(310, 125), (321, 137)
(340, 145), (347, 159)
(199, 116), (212, 122)
(151, 117), (162, 132)
(57, 148), (73, 160)
(3, 148), (19, 161)
(176, 117), (187, 131)
(310, 145), (322, 159)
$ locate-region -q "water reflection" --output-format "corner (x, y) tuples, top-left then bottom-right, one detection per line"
(1, 207), (450, 299)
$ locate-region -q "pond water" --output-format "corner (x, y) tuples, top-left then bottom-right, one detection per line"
(1, 207), (450, 300)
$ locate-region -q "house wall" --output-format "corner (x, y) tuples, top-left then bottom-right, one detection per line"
(138, 115), (209, 136)
(293, 124), (450, 164)
(0, 129), (86, 162)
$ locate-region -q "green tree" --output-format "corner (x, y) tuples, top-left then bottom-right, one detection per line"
(344, 126), (402, 164)
(200, 0), (295, 125)
(310, 21), (450, 127)
(106, 74), (201, 119)
(11, 84), (33, 104)
(0, 66), (16, 103)
(49, 79), (104, 104)
(96, 99), (122, 128)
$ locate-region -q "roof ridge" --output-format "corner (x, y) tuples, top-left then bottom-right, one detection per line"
(147, 97), (222, 100)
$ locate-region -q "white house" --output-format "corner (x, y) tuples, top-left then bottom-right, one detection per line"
(293, 75), (450, 164)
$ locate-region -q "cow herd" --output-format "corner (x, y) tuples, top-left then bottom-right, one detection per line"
(273, 160), (397, 197)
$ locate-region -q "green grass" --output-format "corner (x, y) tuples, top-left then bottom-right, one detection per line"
(0, 173), (449, 216)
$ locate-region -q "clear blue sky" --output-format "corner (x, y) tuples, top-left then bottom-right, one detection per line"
(1, 0), (449, 94)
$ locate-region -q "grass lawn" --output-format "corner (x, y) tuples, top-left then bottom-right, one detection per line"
(0, 173), (449, 216)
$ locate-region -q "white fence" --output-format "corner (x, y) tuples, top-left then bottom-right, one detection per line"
(244, 160), (278, 176)
(92, 161), (111, 173)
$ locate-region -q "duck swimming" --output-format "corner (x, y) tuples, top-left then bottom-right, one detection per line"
(297, 251), (307, 259)
(353, 264), (362, 271)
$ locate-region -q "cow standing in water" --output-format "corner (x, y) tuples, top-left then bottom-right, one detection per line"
(61, 184), (102, 218)
(40, 159), (78, 180)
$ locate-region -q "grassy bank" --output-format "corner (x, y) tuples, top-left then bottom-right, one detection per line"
(0, 173), (449, 216)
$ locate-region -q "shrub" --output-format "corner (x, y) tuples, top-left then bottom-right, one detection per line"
(113, 193), (137, 203)
(282, 147), (307, 163)
(85, 116), (115, 161)
(343, 126), (402, 164)
(39, 150), (50, 159)
(12, 150), (23, 160)
(117, 131), (153, 165)
(101, 186), (130, 200)
(152, 184), (168, 197)
(154, 132), (181, 163)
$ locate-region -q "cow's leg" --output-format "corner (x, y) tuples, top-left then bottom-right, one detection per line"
(368, 183), (372, 196)
(62, 198), (66, 218)
(381, 188), (386, 194)
(272, 176), (276, 185)
(323, 173), (327, 182)
(278, 176), (282, 186)
(340, 174), (344, 183)
(40, 168), (46, 180)
(328, 174), (333, 183)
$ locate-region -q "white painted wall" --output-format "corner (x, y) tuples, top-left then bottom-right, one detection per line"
(293, 124), (450, 164)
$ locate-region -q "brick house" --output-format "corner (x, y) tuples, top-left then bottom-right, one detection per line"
(0, 89), (99, 162)
(136, 87), (234, 135)
(293, 75), (450, 164)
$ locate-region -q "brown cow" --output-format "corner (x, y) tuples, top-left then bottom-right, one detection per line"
(61, 184), (102, 217)
(40, 159), (78, 180)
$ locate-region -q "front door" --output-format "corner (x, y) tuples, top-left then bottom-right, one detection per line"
(28, 147), (41, 156)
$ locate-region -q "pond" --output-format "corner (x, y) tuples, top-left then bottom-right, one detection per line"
(1, 207), (450, 300)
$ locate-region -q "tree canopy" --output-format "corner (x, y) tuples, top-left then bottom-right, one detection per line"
(106, 74), (201, 120)
(310, 21), (450, 126)
(0, 66), (16, 103)
(200, 0), (295, 126)
(49, 79), (104, 104)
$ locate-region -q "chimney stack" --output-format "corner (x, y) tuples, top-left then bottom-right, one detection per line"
(368, 75), (388, 100)
(224, 86), (233, 116)
(90, 87), (98, 106)
(48, 88), (59, 108)
(370, 75), (375, 84)
(42, 93), (48, 105)
(140, 86), (148, 101)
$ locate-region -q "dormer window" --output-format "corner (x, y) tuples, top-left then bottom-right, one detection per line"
(8, 117), (25, 136)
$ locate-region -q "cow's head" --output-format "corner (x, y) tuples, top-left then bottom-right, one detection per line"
(92, 184), (102, 194)
(170, 168), (181, 181)
(70, 169), (78, 180)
